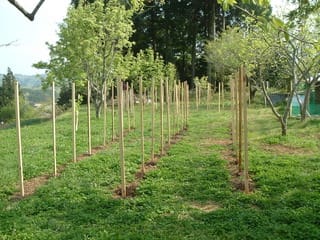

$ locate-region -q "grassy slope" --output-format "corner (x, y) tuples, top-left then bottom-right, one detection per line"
(0, 104), (319, 239)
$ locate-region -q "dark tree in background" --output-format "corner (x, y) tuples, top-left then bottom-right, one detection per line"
(130, 0), (270, 87)
(0, 68), (24, 121)
(0, 68), (16, 107)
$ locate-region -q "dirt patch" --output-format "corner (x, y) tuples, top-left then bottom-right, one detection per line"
(200, 138), (232, 147)
(189, 202), (220, 213)
(221, 145), (255, 193)
(11, 144), (108, 200)
(262, 144), (313, 155)
(113, 128), (187, 199)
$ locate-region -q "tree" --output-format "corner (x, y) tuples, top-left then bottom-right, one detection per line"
(0, 68), (24, 121)
(0, 68), (16, 107)
(34, 0), (143, 118)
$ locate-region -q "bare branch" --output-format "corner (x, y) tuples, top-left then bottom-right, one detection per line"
(7, 0), (46, 21)
(0, 40), (18, 47)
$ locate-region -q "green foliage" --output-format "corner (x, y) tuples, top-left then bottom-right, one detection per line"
(0, 106), (319, 239)
(34, 0), (143, 118)
(0, 68), (27, 122)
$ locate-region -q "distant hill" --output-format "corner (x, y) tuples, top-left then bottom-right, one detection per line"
(0, 73), (43, 89)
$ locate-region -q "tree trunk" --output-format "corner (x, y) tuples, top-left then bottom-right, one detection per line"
(301, 84), (312, 121)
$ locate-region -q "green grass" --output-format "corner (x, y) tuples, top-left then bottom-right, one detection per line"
(0, 101), (319, 239)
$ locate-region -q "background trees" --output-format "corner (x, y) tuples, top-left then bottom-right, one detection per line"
(0, 68), (24, 121)
(34, 0), (144, 118)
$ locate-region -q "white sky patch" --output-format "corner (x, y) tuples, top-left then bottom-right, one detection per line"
(0, 0), (69, 75)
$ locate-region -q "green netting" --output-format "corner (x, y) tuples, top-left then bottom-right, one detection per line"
(292, 91), (320, 116)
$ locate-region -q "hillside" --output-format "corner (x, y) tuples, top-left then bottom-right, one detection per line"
(0, 73), (43, 89)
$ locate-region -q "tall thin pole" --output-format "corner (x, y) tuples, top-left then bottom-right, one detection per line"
(103, 81), (107, 146)
(72, 82), (76, 163)
(117, 80), (126, 197)
(111, 82), (115, 141)
(139, 78), (145, 173)
(218, 82), (221, 112)
(243, 67), (250, 194)
(151, 79), (155, 160)
(238, 68), (243, 173)
(87, 80), (92, 155)
(186, 82), (189, 128)
(130, 83), (136, 129)
(166, 79), (171, 145)
(15, 81), (24, 197)
(180, 82), (184, 130)
(160, 79), (164, 155)
(195, 84), (199, 111)
(207, 82), (210, 110)
(126, 82), (131, 131)
(52, 81), (57, 176)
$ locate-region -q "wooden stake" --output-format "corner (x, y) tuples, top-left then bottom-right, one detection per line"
(242, 67), (250, 194)
(231, 78), (236, 148)
(180, 82), (184, 130)
(207, 82), (210, 110)
(218, 82), (221, 112)
(139, 78), (145, 173)
(130, 83), (136, 129)
(186, 82), (189, 127)
(103, 81), (107, 146)
(222, 81), (225, 110)
(111, 82), (115, 141)
(238, 68), (243, 173)
(15, 81), (24, 197)
(72, 82), (76, 162)
(195, 84), (199, 111)
(117, 80), (126, 197)
(151, 79), (155, 160)
(160, 79), (164, 155)
(126, 82), (131, 131)
(52, 81), (57, 176)
(166, 79), (171, 145)
(87, 81), (92, 155)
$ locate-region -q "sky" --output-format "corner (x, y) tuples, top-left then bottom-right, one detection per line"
(0, 0), (69, 75)
(0, 0), (292, 75)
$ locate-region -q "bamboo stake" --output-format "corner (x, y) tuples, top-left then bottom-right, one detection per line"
(231, 78), (236, 148)
(222, 81), (225, 110)
(139, 78), (145, 173)
(185, 82), (189, 128)
(126, 82), (131, 131)
(117, 80), (126, 197)
(15, 81), (24, 197)
(160, 79), (164, 155)
(52, 81), (57, 176)
(207, 82), (210, 110)
(87, 81), (92, 155)
(72, 82), (76, 163)
(130, 83), (136, 129)
(180, 82), (184, 130)
(151, 79), (155, 160)
(111, 82), (115, 141)
(103, 81), (107, 146)
(166, 79), (171, 145)
(242, 67), (250, 194)
(218, 82), (221, 112)
(235, 74), (239, 160)
(155, 86), (158, 110)
(195, 84), (199, 111)
(199, 85), (201, 107)
(238, 68), (243, 173)
(174, 84), (178, 134)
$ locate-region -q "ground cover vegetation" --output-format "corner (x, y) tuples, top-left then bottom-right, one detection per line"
(0, 99), (319, 239)
(1, 0), (319, 238)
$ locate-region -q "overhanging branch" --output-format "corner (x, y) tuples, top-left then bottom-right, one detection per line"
(8, 0), (46, 21)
